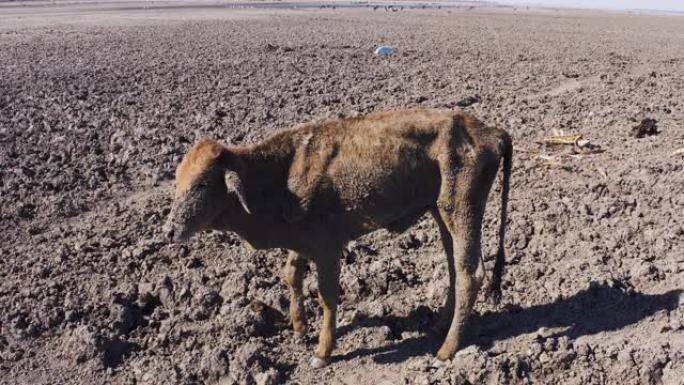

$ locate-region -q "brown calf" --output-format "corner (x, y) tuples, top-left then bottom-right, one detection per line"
(163, 108), (512, 367)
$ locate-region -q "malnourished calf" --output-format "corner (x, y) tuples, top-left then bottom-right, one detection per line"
(163, 108), (512, 367)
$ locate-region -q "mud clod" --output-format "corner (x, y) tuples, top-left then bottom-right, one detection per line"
(455, 94), (482, 107)
(631, 118), (660, 138)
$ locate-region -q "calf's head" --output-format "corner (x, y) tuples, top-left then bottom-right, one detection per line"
(163, 139), (250, 243)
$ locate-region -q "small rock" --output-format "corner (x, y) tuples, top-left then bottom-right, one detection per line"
(201, 290), (223, 308)
(415, 230), (429, 244)
(254, 368), (279, 385)
(376, 325), (393, 342)
(455, 344), (481, 358)
(557, 351), (577, 365)
(186, 256), (202, 268)
(576, 343), (592, 358)
(156, 276), (174, 305)
(247, 299), (287, 337)
(232, 342), (268, 371)
(398, 233), (422, 250)
(527, 341), (543, 357)
(543, 337), (557, 352)
(617, 349), (633, 364)
(365, 300), (387, 318)
(138, 282), (155, 296)
(217, 375), (238, 385)
(415, 374), (431, 385)
(539, 352), (551, 363)
(631, 262), (657, 279)
(200, 349), (229, 381)
(64, 310), (79, 322)
(631, 118), (659, 138)
(607, 345), (620, 359)
(401, 331), (421, 340)
(16, 203), (36, 219)
(64, 325), (100, 365)
(456, 95), (481, 108)
(221, 273), (247, 301)
(112, 303), (144, 334)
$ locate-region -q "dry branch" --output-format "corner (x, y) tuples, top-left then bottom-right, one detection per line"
(537, 134), (582, 146)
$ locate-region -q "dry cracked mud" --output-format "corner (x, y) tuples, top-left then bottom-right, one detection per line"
(1, 2), (683, 385)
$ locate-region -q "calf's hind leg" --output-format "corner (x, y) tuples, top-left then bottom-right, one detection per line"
(283, 251), (308, 339)
(431, 209), (456, 334)
(436, 158), (498, 361)
(310, 256), (341, 368)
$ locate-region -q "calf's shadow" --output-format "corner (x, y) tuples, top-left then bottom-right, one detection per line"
(334, 282), (682, 365)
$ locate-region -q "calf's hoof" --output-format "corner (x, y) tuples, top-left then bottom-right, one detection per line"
(293, 330), (306, 342)
(430, 358), (448, 368)
(309, 356), (329, 369)
(436, 347), (454, 362)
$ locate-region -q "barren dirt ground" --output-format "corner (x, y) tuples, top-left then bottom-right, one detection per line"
(1, 3), (683, 385)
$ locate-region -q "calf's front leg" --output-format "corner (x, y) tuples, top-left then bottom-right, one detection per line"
(283, 251), (308, 339)
(310, 257), (341, 368)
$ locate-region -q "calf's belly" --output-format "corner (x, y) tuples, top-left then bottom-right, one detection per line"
(334, 170), (440, 234)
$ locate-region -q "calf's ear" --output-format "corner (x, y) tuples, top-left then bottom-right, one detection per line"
(225, 170), (251, 214)
(220, 150), (251, 215)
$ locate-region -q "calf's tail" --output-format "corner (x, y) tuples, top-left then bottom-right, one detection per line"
(488, 132), (512, 304)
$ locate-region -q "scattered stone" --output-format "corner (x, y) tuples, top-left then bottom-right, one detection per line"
(398, 232), (424, 250)
(64, 310), (79, 323)
(16, 204), (36, 219)
(220, 273), (247, 301)
(247, 299), (287, 337)
(111, 302), (144, 334)
(63, 326), (136, 368)
(456, 95), (481, 107)
(376, 325), (393, 342)
(254, 368), (280, 385)
(65, 326), (99, 364)
(199, 349), (230, 382)
(631, 118), (660, 138)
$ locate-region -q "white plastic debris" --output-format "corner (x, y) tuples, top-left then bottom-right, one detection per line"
(374, 45), (395, 56)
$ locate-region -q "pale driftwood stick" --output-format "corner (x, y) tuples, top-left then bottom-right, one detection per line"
(536, 134), (582, 145)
